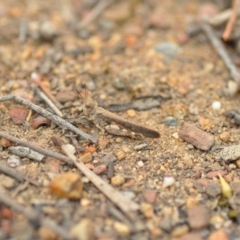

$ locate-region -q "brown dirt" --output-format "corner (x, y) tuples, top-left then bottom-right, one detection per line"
(0, 0), (240, 239)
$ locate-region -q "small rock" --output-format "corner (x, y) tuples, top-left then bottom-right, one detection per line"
(140, 202), (154, 218)
(121, 145), (131, 153)
(176, 232), (203, 240)
(165, 116), (178, 126)
(0, 207), (13, 219)
(163, 176), (175, 188)
(79, 153), (92, 163)
(116, 150), (125, 161)
(212, 101), (221, 110)
(93, 165), (107, 175)
(39, 20), (57, 41)
(1, 176), (15, 189)
(134, 143), (148, 151)
(44, 157), (61, 173)
(155, 42), (182, 60)
(178, 122), (214, 150)
(206, 170), (227, 179)
(187, 205), (210, 229)
(210, 215), (224, 229)
(171, 224), (189, 237)
(137, 160), (144, 167)
(220, 145), (240, 161)
(70, 219), (94, 240)
(223, 80), (239, 97)
(235, 159), (240, 168)
(9, 108), (28, 124)
(113, 222), (130, 237)
(205, 182), (221, 197)
(7, 155), (21, 168)
(102, 153), (116, 166)
(219, 132), (230, 142)
(38, 227), (58, 240)
(111, 175), (125, 186)
(142, 189), (157, 203)
(208, 229), (229, 240)
(49, 173), (83, 199)
(85, 146), (96, 154)
(127, 109), (136, 118)
(65, 144), (76, 155)
(0, 138), (13, 148)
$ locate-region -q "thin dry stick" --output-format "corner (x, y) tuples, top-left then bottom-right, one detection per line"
(0, 188), (74, 240)
(222, 0), (240, 41)
(79, 0), (115, 29)
(0, 95), (97, 143)
(0, 131), (73, 165)
(33, 78), (63, 109)
(35, 87), (63, 117)
(52, 137), (139, 217)
(201, 22), (240, 86)
(0, 163), (39, 186)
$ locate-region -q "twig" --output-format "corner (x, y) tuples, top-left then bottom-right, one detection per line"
(79, 0), (116, 29)
(0, 95), (97, 143)
(200, 22), (240, 86)
(51, 137), (139, 218)
(222, 0), (240, 41)
(0, 131), (73, 165)
(0, 163), (39, 186)
(35, 87), (63, 117)
(0, 188), (74, 240)
(33, 76), (63, 109)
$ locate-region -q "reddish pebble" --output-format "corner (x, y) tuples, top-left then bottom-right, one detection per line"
(179, 122), (214, 150)
(197, 179), (208, 187)
(176, 32), (189, 45)
(187, 205), (210, 229)
(206, 170), (227, 179)
(1, 220), (11, 234)
(31, 116), (51, 129)
(9, 108), (28, 124)
(93, 165), (107, 175)
(85, 146), (96, 154)
(0, 208), (13, 219)
(177, 232), (203, 240)
(208, 229), (229, 240)
(219, 132), (230, 143)
(142, 189), (157, 204)
(44, 157), (61, 173)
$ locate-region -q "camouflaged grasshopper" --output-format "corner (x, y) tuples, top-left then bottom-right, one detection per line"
(77, 85), (160, 138)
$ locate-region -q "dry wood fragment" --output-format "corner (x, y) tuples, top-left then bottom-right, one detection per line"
(200, 22), (240, 86)
(222, 0), (240, 41)
(0, 95), (97, 143)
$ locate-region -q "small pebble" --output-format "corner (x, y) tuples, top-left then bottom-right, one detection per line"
(111, 175), (125, 186)
(235, 159), (240, 168)
(79, 153), (92, 163)
(116, 150), (126, 161)
(205, 182), (221, 197)
(121, 145), (131, 153)
(219, 132), (230, 142)
(65, 144), (75, 155)
(142, 189), (157, 204)
(113, 222), (130, 237)
(220, 145), (240, 161)
(210, 215), (224, 229)
(134, 143), (148, 151)
(162, 176), (175, 188)
(127, 109), (136, 118)
(70, 219), (94, 240)
(208, 229), (229, 240)
(140, 202), (154, 218)
(137, 160), (144, 167)
(178, 122), (214, 150)
(7, 155), (21, 167)
(171, 224), (189, 237)
(212, 101), (221, 110)
(187, 205), (210, 229)
(223, 80), (239, 97)
(206, 170), (227, 178)
(164, 116), (178, 126)
(93, 165), (107, 175)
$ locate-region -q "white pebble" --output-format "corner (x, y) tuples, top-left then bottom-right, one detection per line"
(7, 155), (21, 167)
(137, 160), (144, 167)
(162, 176), (175, 188)
(212, 101), (221, 110)
(223, 80), (239, 97)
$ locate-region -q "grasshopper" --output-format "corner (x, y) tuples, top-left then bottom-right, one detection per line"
(77, 85), (160, 138)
